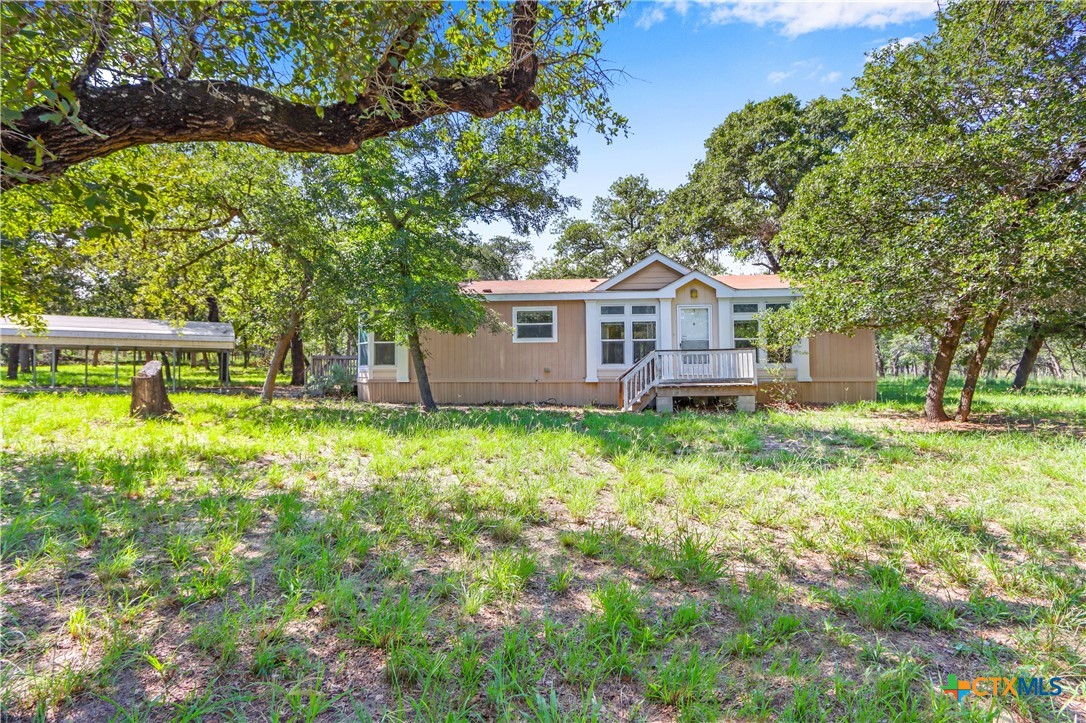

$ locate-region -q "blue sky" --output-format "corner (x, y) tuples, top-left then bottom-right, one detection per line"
(477, 0), (939, 268)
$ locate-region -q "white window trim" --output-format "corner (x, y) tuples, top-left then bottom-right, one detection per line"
(599, 318), (628, 367)
(731, 300), (799, 367)
(598, 303), (660, 367)
(370, 335), (398, 367)
(512, 306), (558, 343)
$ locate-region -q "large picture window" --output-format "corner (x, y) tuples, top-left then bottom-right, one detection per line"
(513, 307), (557, 342)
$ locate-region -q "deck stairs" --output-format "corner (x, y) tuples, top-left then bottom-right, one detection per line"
(618, 348), (757, 412)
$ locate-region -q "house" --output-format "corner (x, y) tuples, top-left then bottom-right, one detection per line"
(356, 253), (876, 411)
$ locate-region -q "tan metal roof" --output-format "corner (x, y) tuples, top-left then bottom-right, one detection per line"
(0, 315), (235, 351)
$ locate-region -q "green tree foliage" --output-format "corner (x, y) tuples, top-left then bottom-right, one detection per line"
(532, 174), (664, 278)
(467, 235), (535, 280)
(1, 1), (624, 188)
(775, 1), (1086, 421)
(3, 143), (347, 402)
(664, 94), (852, 272)
(337, 116), (577, 410)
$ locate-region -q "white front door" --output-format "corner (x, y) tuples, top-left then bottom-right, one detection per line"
(678, 306), (711, 377)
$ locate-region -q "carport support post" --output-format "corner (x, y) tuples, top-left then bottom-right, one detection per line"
(84, 346), (89, 387)
(31, 346), (37, 386)
(173, 349), (178, 392)
(50, 345), (57, 387)
(114, 346), (119, 390)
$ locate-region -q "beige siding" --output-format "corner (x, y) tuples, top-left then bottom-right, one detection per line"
(758, 381), (877, 404)
(809, 331), (877, 382)
(408, 300), (586, 383)
(609, 261), (684, 290)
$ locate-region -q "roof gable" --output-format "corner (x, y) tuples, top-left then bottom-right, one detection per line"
(606, 260), (685, 291)
(592, 253), (690, 292)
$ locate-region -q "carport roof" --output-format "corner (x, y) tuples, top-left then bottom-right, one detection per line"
(0, 315), (235, 352)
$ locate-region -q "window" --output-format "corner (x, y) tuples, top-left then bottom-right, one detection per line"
(632, 304), (656, 315)
(733, 303), (759, 314)
(601, 305), (625, 315)
(765, 302), (790, 312)
(601, 321), (625, 364)
(513, 307), (557, 342)
(733, 320), (759, 350)
(373, 332), (396, 366)
(633, 321), (656, 362)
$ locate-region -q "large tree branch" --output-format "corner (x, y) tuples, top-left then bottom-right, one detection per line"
(2, 1), (541, 190)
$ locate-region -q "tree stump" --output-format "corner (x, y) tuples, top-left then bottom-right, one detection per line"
(131, 360), (174, 418)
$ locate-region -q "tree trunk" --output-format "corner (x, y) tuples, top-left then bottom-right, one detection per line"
(957, 308), (1003, 422)
(1045, 342), (1064, 378)
(408, 330), (437, 413)
(160, 352), (172, 382)
(1011, 323), (1044, 390)
(6, 344), (20, 379)
(92, 349), (100, 366)
(290, 333), (307, 386)
(925, 305), (971, 422)
(131, 361), (174, 418)
(261, 310), (301, 404)
(19, 345), (31, 372)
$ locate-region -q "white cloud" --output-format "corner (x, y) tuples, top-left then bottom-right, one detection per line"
(875, 34), (920, 52)
(636, 5), (669, 30)
(768, 57), (841, 84)
(638, 1), (935, 37)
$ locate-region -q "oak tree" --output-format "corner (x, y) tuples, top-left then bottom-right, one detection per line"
(775, 0), (1086, 422)
(1, 1), (622, 188)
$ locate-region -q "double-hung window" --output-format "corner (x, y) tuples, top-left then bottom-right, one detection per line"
(513, 307), (557, 342)
(733, 320), (759, 350)
(599, 303), (658, 366)
(633, 321), (657, 362)
(601, 321), (625, 363)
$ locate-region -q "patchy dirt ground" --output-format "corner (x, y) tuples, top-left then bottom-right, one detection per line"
(2, 390), (1084, 721)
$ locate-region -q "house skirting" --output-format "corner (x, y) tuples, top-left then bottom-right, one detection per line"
(359, 381), (621, 407)
(358, 379), (875, 407)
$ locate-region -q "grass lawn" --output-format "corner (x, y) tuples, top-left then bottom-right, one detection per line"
(2, 378), (1083, 721)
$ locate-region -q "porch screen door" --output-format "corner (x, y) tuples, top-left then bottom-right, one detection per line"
(678, 307), (710, 377)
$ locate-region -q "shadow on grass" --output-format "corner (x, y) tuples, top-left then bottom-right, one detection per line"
(3, 442), (1080, 721)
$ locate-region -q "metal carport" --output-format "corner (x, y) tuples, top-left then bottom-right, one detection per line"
(1, 315), (235, 390)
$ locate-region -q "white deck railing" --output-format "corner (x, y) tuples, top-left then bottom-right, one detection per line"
(618, 348), (757, 410)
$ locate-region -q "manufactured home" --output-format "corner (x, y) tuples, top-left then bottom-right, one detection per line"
(356, 253), (876, 411)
